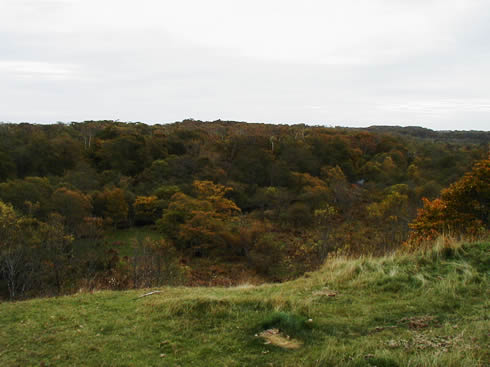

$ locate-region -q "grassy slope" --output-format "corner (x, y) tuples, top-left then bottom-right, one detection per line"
(73, 227), (163, 258)
(1, 241), (488, 367)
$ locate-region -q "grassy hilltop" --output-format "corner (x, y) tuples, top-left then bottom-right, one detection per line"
(1, 240), (488, 367)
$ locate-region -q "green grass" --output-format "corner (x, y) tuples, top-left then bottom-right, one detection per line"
(74, 227), (162, 258)
(1, 241), (488, 366)
(103, 227), (163, 257)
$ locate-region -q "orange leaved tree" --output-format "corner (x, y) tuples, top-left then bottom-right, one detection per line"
(406, 158), (489, 247)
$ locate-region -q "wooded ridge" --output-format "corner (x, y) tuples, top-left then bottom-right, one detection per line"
(0, 120), (488, 299)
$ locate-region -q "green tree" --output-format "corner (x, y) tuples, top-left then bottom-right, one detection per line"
(0, 177), (53, 218)
(0, 202), (42, 298)
(133, 196), (161, 225)
(367, 184), (412, 247)
(95, 134), (149, 176)
(51, 187), (92, 230)
(39, 214), (74, 294)
(93, 188), (129, 228)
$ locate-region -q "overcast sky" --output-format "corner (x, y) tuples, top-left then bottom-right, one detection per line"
(1, 0), (489, 130)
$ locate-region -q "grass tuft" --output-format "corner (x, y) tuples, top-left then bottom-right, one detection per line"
(259, 312), (312, 337)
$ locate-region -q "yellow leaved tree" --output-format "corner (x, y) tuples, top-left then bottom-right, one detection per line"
(157, 181), (241, 256)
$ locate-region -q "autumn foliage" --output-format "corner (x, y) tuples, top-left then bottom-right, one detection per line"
(158, 181), (241, 255)
(406, 158), (489, 247)
(0, 120), (488, 298)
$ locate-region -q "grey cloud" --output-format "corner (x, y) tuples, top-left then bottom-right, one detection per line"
(0, 1), (489, 130)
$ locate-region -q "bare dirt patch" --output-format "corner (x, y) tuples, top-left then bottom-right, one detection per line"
(399, 315), (439, 329)
(385, 331), (471, 353)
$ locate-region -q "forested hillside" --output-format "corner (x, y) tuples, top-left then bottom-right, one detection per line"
(0, 120), (488, 299)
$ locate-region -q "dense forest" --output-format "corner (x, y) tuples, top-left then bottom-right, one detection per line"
(0, 120), (488, 299)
